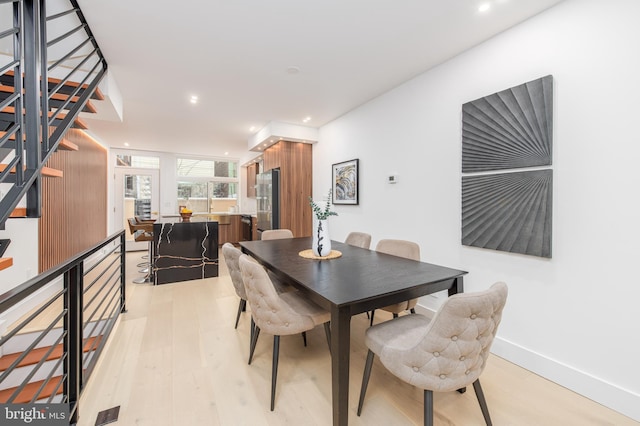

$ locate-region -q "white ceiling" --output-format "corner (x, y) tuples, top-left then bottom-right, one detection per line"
(77, 0), (565, 160)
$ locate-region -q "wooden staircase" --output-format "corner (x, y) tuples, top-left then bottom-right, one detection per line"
(0, 70), (104, 271)
(0, 333), (102, 403)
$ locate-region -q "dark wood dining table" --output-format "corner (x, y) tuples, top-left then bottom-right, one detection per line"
(240, 237), (468, 426)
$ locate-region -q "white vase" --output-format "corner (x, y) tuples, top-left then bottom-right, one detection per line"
(312, 219), (331, 257)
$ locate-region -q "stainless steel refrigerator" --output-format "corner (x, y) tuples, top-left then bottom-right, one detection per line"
(256, 168), (280, 239)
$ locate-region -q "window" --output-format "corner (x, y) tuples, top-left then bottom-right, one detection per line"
(177, 158), (237, 178)
(176, 157), (239, 213)
(116, 155), (160, 168)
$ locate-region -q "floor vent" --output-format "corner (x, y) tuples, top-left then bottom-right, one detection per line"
(95, 406), (120, 426)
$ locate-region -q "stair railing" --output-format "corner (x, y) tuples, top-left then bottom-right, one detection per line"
(0, 230), (125, 424)
(0, 0), (107, 229)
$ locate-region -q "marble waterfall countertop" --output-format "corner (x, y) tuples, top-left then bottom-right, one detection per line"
(153, 220), (219, 285)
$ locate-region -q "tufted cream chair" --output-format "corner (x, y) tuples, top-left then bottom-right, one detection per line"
(221, 243), (249, 329)
(261, 229), (294, 240)
(357, 282), (508, 426)
(369, 239), (421, 326)
(257, 228), (296, 292)
(345, 232), (372, 249)
(239, 254), (331, 411)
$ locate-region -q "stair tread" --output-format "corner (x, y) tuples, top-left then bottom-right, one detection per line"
(0, 375), (63, 404)
(0, 106), (88, 129)
(9, 207), (26, 218)
(2, 70), (105, 101)
(0, 335), (102, 372)
(0, 85), (97, 114)
(0, 257), (12, 271)
(0, 164), (64, 178)
(0, 131), (79, 151)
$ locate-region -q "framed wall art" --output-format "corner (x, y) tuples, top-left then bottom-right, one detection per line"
(332, 159), (359, 205)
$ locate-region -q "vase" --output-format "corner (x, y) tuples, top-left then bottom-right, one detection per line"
(312, 219), (331, 257)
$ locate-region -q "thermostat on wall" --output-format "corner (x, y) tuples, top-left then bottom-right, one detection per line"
(388, 175), (398, 184)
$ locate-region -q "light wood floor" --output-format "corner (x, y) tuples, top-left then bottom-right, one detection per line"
(77, 251), (637, 426)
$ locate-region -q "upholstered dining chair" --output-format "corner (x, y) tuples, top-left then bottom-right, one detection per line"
(221, 243), (249, 329)
(257, 228), (296, 292)
(261, 229), (294, 240)
(345, 232), (372, 249)
(369, 239), (421, 326)
(357, 282), (508, 426)
(239, 254), (331, 411)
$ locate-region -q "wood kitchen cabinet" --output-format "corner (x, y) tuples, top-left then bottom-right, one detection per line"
(211, 214), (242, 245)
(246, 163), (258, 198)
(263, 141), (313, 237)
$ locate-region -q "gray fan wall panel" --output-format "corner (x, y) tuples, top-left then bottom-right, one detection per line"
(462, 75), (553, 173)
(462, 170), (552, 258)
(460, 76), (553, 258)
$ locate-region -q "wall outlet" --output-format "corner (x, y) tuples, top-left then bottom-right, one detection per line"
(388, 175), (399, 184)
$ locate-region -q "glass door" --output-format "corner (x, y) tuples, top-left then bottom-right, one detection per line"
(114, 167), (159, 251)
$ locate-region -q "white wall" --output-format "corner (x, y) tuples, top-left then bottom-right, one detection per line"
(313, 0), (640, 421)
(0, 218), (38, 293)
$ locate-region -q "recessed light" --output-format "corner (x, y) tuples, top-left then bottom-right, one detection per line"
(249, 126), (256, 132)
(224, 151), (229, 156)
(478, 3), (491, 12)
(286, 66), (301, 75)
(303, 116), (311, 123)
(190, 95), (198, 104)
(124, 142), (129, 147)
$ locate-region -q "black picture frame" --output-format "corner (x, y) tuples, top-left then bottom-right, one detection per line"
(332, 159), (359, 205)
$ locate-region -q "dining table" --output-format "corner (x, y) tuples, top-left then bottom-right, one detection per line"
(239, 237), (468, 426)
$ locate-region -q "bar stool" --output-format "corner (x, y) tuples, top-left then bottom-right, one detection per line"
(135, 216), (156, 266)
(127, 218), (154, 284)
(127, 218), (148, 270)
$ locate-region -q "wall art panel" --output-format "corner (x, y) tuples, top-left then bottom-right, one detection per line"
(461, 76), (553, 258)
(462, 170), (552, 258)
(462, 75), (553, 172)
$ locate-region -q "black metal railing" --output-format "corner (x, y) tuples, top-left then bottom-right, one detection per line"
(0, 0), (107, 228)
(0, 230), (126, 423)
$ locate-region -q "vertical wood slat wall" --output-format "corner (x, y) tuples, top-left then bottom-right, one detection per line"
(39, 129), (108, 272)
(263, 141), (313, 237)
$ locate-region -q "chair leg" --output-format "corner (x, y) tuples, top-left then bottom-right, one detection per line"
(410, 308), (416, 314)
(424, 389), (434, 426)
(235, 299), (246, 329)
(323, 322), (331, 353)
(271, 335), (280, 411)
(249, 325), (261, 365)
(472, 379), (493, 426)
(133, 241), (154, 284)
(301, 331), (307, 347)
(393, 313), (399, 318)
(357, 350), (375, 416)
(369, 309), (376, 326)
(250, 317), (255, 348)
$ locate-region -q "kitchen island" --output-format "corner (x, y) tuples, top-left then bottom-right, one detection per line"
(153, 217), (219, 285)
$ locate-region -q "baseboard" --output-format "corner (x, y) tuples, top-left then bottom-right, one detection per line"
(491, 337), (640, 422)
(415, 302), (640, 422)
